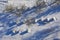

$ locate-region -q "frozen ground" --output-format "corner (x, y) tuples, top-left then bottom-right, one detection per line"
(0, 0), (60, 40)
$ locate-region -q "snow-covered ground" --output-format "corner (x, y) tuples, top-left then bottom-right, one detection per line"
(0, 0), (60, 40)
(8, 0), (37, 8)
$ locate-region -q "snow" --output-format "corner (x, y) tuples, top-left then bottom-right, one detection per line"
(8, 0), (37, 8)
(0, 0), (60, 40)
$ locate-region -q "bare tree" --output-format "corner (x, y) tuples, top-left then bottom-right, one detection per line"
(15, 5), (26, 17)
(56, 0), (60, 5)
(5, 4), (15, 12)
(25, 18), (35, 26)
(36, 0), (46, 7)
